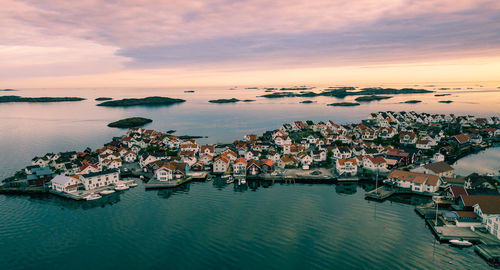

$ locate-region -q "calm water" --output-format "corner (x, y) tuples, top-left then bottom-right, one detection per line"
(0, 182), (491, 270)
(453, 147), (500, 177)
(1, 82), (499, 269)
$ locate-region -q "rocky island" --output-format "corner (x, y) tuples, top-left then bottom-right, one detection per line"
(434, 94), (451, 97)
(97, 96), (185, 107)
(1, 89), (16, 91)
(107, 117), (153, 128)
(403, 100), (422, 104)
(327, 102), (360, 106)
(209, 98), (255, 103)
(260, 87), (433, 99)
(439, 100), (453, 103)
(0, 95), (85, 103)
(300, 100), (315, 104)
(95, 97), (113, 101)
(354, 95), (392, 102)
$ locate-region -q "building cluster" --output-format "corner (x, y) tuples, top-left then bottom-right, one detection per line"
(1, 110), (499, 238)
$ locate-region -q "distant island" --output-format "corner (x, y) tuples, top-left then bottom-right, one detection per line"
(327, 102), (360, 107)
(107, 117), (153, 128)
(209, 98), (255, 103)
(354, 95), (392, 102)
(209, 98), (240, 103)
(0, 95), (85, 103)
(260, 87), (433, 99)
(1, 89), (16, 91)
(184, 90), (195, 93)
(97, 96), (186, 107)
(95, 97), (112, 101)
(439, 100), (453, 103)
(300, 100), (315, 104)
(403, 100), (422, 104)
(434, 94), (451, 97)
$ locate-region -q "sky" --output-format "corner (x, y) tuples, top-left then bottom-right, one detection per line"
(1, 0), (500, 88)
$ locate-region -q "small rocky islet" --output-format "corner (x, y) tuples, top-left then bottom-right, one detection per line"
(97, 96), (186, 107)
(107, 117), (153, 128)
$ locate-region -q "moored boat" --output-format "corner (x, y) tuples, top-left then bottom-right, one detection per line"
(84, 193), (102, 201)
(128, 182), (138, 187)
(100, 189), (115, 195)
(115, 184), (129, 191)
(449, 239), (473, 247)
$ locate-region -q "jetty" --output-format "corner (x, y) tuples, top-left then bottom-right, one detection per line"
(365, 186), (396, 200)
(475, 244), (500, 266)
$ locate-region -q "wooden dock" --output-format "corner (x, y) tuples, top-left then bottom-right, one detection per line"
(475, 244), (500, 266)
(145, 177), (193, 189)
(365, 186), (396, 200)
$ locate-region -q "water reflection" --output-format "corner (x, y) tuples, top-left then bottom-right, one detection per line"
(335, 182), (358, 195)
(25, 192), (122, 209)
(154, 184), (190, 199)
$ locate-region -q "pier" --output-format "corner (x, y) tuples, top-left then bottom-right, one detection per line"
(475, 244), (500, 266)
(365, 186), (396, 200)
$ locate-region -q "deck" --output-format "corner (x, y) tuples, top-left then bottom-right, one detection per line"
(365, 186), (396, 200)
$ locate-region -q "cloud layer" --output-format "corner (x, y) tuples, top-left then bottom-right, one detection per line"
(1, 0), (500, 85)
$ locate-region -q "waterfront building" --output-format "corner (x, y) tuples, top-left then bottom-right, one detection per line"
(79, 169), (119, 190)
(336, 158), (358, 176)
(387, 170), (441, 193)
(50, 175), (82, 193)
(412, 161), (454, 178)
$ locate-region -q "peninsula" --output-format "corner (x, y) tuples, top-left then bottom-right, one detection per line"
(97, 96), (186, 107)
(0, 95), (85, 103)
(107, 117), (153, 128)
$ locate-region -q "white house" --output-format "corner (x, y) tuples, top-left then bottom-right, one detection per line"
(123, 151), (137, 162)
(336, 158), (358, 176)
(50, 175), (81, 193)
(297, 152), (313, 166)
(485, 216), (500, 240)
(79, 169), (120, 190)
(213, 156), (230, 173)
(155, 164), (175, 181)
(362, 156), (388, 172)
(387, 170), (441, 193)
(233, 158), (247, 176)
(412, 161), (454, 178)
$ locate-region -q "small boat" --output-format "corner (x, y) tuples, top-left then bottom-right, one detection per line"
(239, 178), (246, 184)
(221, 175), (231, 179)
(100, 189), (115, 195)
(206, 175), (213, 181)
(226, 176), (234, 184)
(114, 184), (129, 191)
(84, 193), (102, 201)
(449, 239), (473, 247)
(128, 182), (138, 187)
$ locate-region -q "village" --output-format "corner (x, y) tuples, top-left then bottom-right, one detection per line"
(1, 110), (500, 264)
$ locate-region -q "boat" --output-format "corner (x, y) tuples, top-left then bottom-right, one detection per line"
(221, 175), (231, 179)
(84, 193), (102, 201)
(128, 182), (138, 187)
(99, 189), (115, 195)
(206, 175), (213, 181)
(114, 184), (129, 191)
(449, 239), (473, 247)
(226, 175), (234, 184)
(239, 178), (246, 184)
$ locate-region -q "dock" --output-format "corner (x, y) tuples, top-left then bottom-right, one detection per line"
(475, 244), (500, 266)
(365, 186), (396, 200)
(145, 177), (193, 189)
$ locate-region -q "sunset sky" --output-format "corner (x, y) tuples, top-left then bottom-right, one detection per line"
(2, 0), (500, 87)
